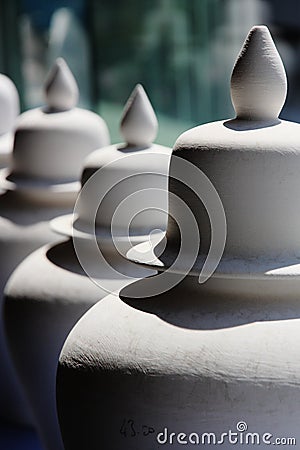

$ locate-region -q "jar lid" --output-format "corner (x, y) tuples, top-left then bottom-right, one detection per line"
(127, 26), (300, 281)
(0, 74), (20, 157)
(0, 58), (110, 193)
(51, 84), (171, 246)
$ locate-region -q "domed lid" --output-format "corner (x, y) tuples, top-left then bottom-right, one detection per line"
(128, 26), (300, 283)
(0, 74), (20, 157)
(0, 74), (20, 135)
(51, 84), (171, 249)
(0, 58), (110, 193)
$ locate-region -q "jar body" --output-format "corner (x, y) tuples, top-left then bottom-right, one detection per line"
(4, 238), (154, 450)
(0, 189), (76, 426)
(0, 132), (14, 170)
(57, 275), (300, 450)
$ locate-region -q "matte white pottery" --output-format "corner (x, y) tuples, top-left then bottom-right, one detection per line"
(4, 85), (171, 450)
(0, 74), (20, 169)
(57, 26), (300, 450)
(0, 58), (109, 426)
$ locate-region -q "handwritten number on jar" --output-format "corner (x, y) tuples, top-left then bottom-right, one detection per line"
(120, 419), (137, 437)
(120, 419), (155, 438)
(142, 425), (155, 436)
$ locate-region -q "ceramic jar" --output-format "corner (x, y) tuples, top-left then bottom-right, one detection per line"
(4, 84), (172, 450)
(0, 74), (20, 169)
(0, 58), (109, 427)
(57, 26), (300, 450)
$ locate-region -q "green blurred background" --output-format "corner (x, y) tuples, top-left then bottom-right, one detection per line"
(0, 0), (299, 145)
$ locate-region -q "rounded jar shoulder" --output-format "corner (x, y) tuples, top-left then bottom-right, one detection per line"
(174, 119), (300, 154)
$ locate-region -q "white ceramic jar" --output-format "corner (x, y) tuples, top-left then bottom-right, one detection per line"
(0, 58), (109, 427)
(57, 26), (300, 450)
(4, 84), (172, 450)
(0, 74), (20, 169)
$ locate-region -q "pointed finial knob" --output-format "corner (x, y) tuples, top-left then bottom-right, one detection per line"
(44, 58), (79, 111)
(231, 25), (287, 121)
(120, 84), (158, 146)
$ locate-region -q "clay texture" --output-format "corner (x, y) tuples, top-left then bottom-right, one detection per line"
(0, 74), (20, 169)
(56, 26), (300, 450)
(9, 59), (109, 182)
(0, 58), (110, 426)
(4, 84), (171, 450)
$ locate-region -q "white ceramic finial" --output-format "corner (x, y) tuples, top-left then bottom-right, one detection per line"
(44, 58), (79, 111)
(120, 84), (158, 146)
(231, 25), (287, 121)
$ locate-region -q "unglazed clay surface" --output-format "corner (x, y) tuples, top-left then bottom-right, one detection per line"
(231, 25), (287, 121)
(128, 26), (300, 283)
(8, 58), (109, 182)
(0, 191), (75, 425)
(120, 84), (158, 146)
(52, 84), (172, 244)
(0, 58), (110, 426)
(4, 84), (170, 450)
(57, 277), (300, 449)
(44, 58), (79, 111)
(0, 133), (15, 170)
(4, 239), (155, 450)
(10, 107), (109, 181)
(0, 74), (20, 169)
(56, 26), (300, 449)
